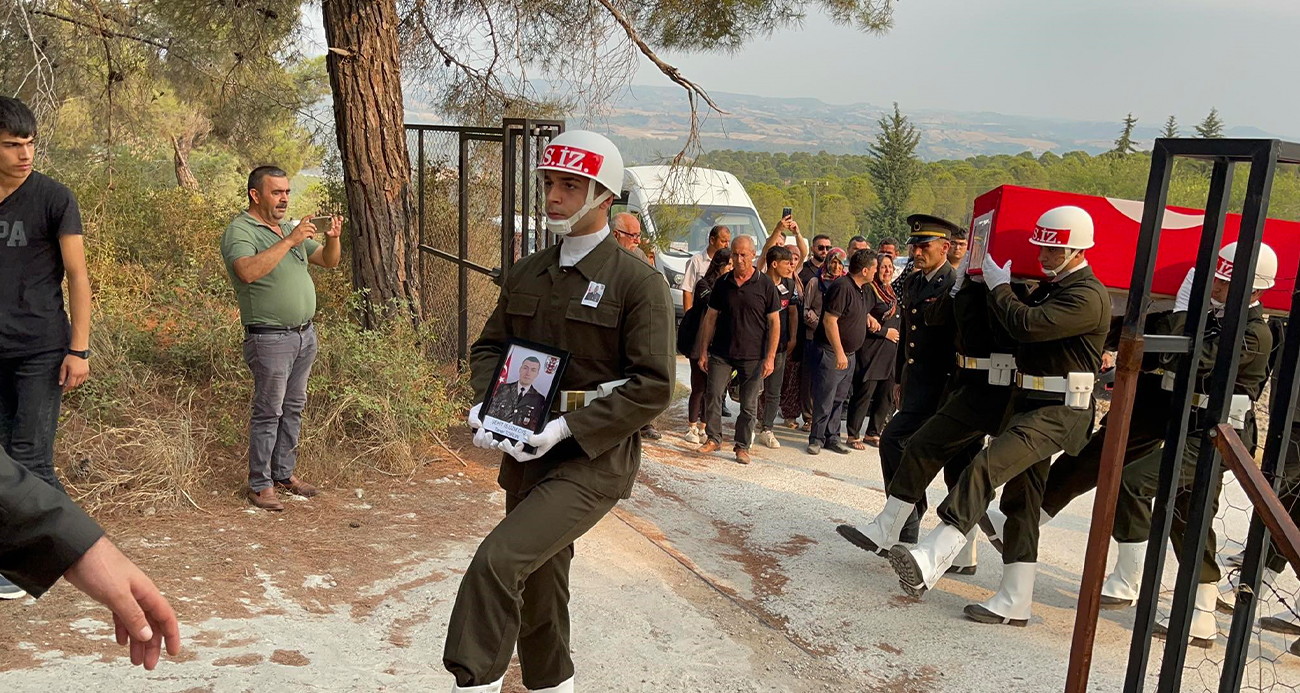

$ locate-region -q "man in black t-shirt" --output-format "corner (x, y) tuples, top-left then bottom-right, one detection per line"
(0, 97), (91, 599)
(756, 245), (801, 449)
(808, 249), (879, 455)
(800, 234), (833, 287)
(694, 236), (782, 465)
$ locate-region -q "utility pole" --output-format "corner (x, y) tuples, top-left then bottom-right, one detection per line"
(803, 180), (830, 237)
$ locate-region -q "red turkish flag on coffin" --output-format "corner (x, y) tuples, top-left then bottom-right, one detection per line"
(967, 185), (1298, 312)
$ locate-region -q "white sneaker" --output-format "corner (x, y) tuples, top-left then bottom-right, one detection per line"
(757, 429), (780, 449)
(0, 575), (26, 600)
(684, 426), (701, 445)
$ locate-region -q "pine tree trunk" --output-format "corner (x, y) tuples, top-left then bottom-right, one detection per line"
(321, 0), (422, 327)
(171, 135), (199, 190)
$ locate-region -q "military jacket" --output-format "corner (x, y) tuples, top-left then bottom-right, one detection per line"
(487, 382), (548, 430)
(895, 262), (958, 387)
(0, 452), (104, 596)
(470, 234), (675, 499)
(988, 265), (1110, 377)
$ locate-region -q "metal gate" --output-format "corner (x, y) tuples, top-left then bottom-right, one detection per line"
(1068, 138), (1300, 692)
(406, 118), (564, 366)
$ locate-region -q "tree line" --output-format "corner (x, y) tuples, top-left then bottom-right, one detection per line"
(696, 106), (1300, 246)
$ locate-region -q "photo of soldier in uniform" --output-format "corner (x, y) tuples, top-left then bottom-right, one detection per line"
(480, 341), (567, 443)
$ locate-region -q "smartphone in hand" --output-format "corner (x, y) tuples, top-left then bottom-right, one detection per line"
(782, 206), (793, 219)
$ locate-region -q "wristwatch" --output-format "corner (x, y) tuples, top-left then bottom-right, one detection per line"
(68, 349), (90, 359)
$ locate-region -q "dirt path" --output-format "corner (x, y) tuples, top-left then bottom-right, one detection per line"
(6, 359), (1300, 692)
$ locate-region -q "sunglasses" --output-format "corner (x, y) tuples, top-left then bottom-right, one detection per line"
(814, 245), (832, 251)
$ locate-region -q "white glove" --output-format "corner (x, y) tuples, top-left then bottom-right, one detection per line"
(500, 417), (573, 462)
(468, 403), (497, 450)
(1174, 267), (1195, 313)
(981, 252), (1012, 290)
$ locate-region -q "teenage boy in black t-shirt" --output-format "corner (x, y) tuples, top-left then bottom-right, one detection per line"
(0, 97), (91, 599)
(807, 249), (878, 455)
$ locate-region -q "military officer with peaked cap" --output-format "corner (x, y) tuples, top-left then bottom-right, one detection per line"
(864, 214), (968, 547)
(444, 130), (675, 693)
(887, 205), (1110, 629)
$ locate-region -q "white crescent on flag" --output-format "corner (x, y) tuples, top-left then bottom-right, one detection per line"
(1105, 198), (1205, 230)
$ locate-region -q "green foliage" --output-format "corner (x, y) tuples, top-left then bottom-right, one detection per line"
(1162, 115), (1180, 139)
(1196, 108), (1225, 139)
(1112, 113), (1140, 155)
(697, 146), (1300, 245)
(866, 103), (922, 239)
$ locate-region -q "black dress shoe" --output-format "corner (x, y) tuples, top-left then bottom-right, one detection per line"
(824, 440), (852, 455)
(964, 603), (1027, 627)
(836, 524), (888, 557)
(640, 425), (662, 440)
(946, 565), (977, 576)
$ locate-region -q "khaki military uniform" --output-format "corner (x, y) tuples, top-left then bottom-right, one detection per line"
(443, 233), (675, 690)
(879, 262), (959, 542)
(889, 280), (1019, 545)
(936, 266), (1110, 564)
(0, 450), (104, 596)
(1114, 304), (1272, 584)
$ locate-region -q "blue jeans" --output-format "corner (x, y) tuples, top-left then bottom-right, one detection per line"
(242, 326), (319, 492)
(808, 344), (854, 446)
(0, 349), (66, 493)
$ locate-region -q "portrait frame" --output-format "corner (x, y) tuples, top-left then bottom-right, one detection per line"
(480, 338), (570, 446)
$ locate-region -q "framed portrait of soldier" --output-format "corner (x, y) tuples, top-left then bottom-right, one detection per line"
(481, 339), (570, 445)
(968, 210), (994, 272)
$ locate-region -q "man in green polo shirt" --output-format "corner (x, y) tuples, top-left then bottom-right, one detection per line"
(220, 165), (343, 511)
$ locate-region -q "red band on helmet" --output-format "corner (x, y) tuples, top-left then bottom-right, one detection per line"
(1216, 256), (1234, 279)
(540, 145), (605, 177)
(1031, 225), (1070, 245)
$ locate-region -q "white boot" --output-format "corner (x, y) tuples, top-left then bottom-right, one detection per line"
(836, 496), (916, 558)
(948, 528), (979, 575)
(1100, 541), (1146, 610)
(1154, 583), (1219, 649)
(965, 562), (1037, 626)
(452, 676), (504, 693)
(889, 523), (968, 598)
(1218, 567), (1279, 614)
(531, 677), (574, 693)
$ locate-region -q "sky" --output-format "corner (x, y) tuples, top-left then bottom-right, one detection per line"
(630, 0), (1300, 135)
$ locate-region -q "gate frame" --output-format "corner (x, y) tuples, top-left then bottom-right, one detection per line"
(407, 119), (564, 365)
(1066, 138), (1300, 693)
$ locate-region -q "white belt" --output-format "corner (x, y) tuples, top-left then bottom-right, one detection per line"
(957, 352), (1017, 387)
(558, 378), (630, 413)
(1157, 376), (1251, 430)
(1015, 372), (1094, 410)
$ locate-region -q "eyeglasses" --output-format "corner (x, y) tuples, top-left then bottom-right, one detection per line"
(614, 229), (641, 240)
(814, 245), (832, 251)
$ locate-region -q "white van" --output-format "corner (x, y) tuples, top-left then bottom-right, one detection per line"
(618, 165), (766, 318)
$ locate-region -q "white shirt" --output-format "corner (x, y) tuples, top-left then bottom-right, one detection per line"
(682, 250), (713, 294)
(1052, 259), (1090, 282)
(559, 226), (610, 267)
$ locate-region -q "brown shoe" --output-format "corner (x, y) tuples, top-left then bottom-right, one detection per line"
(274, 476), (319, 498)
(697, 441), (721, 454)
(247, 487), (284, 512)
(735, 447), (752, 465)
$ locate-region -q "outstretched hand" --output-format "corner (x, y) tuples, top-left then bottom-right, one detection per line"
(63, 537), (182, 670)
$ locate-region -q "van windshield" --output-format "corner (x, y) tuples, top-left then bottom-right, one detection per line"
(646, 204), (765, 256)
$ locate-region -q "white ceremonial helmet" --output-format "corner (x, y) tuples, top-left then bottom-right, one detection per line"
(535, 130), (624, 236)
(1215, 241), (1278, 291)
(1029, 205), (1095, 277)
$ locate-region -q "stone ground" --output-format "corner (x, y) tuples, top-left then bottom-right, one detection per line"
(3, 356), (1299, 692)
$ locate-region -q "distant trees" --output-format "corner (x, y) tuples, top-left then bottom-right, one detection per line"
(1195, 108), (1225, 138)
(1161, 116), (1179, 139)
(866, 103), (922, 238)
(1112, 113), (1140, 155)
